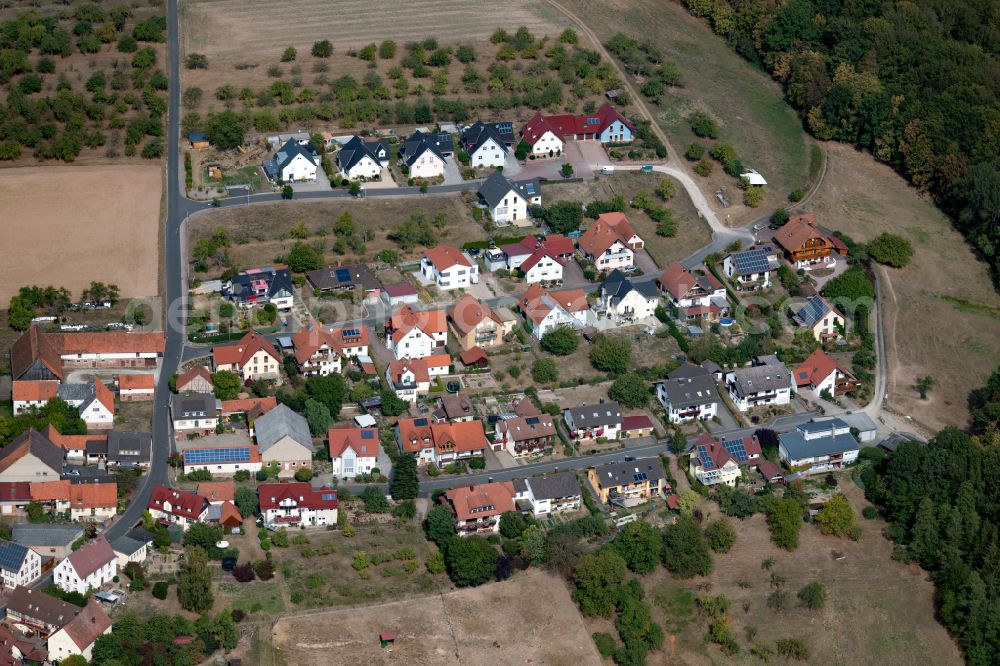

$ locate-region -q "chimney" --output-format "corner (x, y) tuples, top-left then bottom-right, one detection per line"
(469, 485), (475, 492)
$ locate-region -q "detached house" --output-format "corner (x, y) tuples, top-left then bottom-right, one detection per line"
(773, 214), (847, 269)
(793, 296), (844, 342)
(658, 262), (730, 321)
(399, 130), (450, 179)
(292, 326), (342, 376)
(519, 112), (564, 157)
(182, 444), (262, 476)
(336, 135), (389, 180)
(779, 418), (859, 474)
(53, 535), (116, 595)
(176, 365), (213, 393)
(254, 404), (314, 477)
(657, 364), (719, 423)
(385, 355), (450, 403)
(57, 379), (115, 430)
(448, 294), (515, 351)
(258, 481), (338, 528)
(263, 139), (320, 182)
(434, 393), (476, 423)
(443, 482), (516, 536)
(386, 305), (448, 360)
(0, 541), (41, 589)
(212, 330), (281, 382)
(170, 393), (218, 436)
(726, 359), (793, 411)
(543, 103), (634, 143)
(563, 401), (623, 443)
(6, 588), (112, 663)
(47, 599), (112, 663)
(793, 349), (859, 397)
(223, 266), (294, 311)
(689, 432), (761, 487)
(395, 418), (488, 466)
(69, 482), (117, 523)
(587, 458), (667, 506)
(597, 269), (659, 322)
(519, 284), (589, 339)
(494, 411), (556, 457)
(513, 472), (581, 516)
(306, 264), (381, 298)
(0, 429), (63, 483)
(578, 213), (640, 271)
(723, 246), (778, 291)
(476, 171), (541, 226)
(520, 248), (563, 284)
(327, 427), (382, 480)
(148, 486), (209, 530)
(461, 121), (514, 168)
(420, 245), (478, 291)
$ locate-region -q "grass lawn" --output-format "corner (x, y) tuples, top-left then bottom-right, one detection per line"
(219, 580), (287, 616)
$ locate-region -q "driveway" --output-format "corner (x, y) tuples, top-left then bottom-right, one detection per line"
(515, 159), (562, 181)
(561, 260), (588, 288)
(361, 168), (398, 190)
(502, 153), (523, 179)
(441, 158), (465, 185)
(564, 141), (596, 179)
(632, 248), (661, 276)
(285, 178), (333, 193)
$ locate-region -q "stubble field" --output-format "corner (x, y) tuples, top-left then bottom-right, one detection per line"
(0, 165), (162, 302)
(271, 570), (601, 666)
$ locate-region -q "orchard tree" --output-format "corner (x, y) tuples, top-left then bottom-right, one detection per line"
(178, 547), (213, 612)
(613, 520), (661, 574)
(540, 326), (579, 355)
(704, 519), (737, 553)
(866, 232), (914, 268)
(444, 535), (498, 587)
(425, 504), (456, 544)
(389, 454), (418, 500)
(211, 370), (240, 400)
(573, 549), (627, 616)
(532, 358), (558, 383)
(662, 515), (713, 578)
(815, 494), (856, 536)
(205, 110), (245, 149)
(767, 498), (802, 550)
(609, 374), (649, 408)
(590, 336), (631, 374)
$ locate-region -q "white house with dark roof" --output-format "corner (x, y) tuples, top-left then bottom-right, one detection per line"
(336, 135), (389, 180)
(726, 360), (793, 411)
(723, 246), (778, 291)
(793, 296), (845, 342)
(475, 171), (542, 227)
(399, 130), (450, 179)
(461, 121), (513, 168)
(597, 270), (660, 322)
(563, 401), (623, 442)
(779, 418), (859, 474)
(513, 472), (581, 516)
(0, 540), (41, 589)
(262, 139), (320, 182)
(657, 364), (719, 423)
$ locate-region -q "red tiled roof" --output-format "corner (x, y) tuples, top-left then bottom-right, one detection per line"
(292, 326), (337, 364)
(773, 214), (830, 253)
(176, 365), (213, 391)
(55, 331), (165, 355)
(424, 245), (471, 272)
(519, 248), (561, 274)
(540, 234), (576, 256)
(388, 358), (430, 384)
(0, 483), (32, 502)
(220, 396), (277, 416)
(596, 212), (639, 243)
(257, 481), (337, 511)
(70, 483), (117, 510)
(622, 415), (654, 432)
(197, 481), (235, 503)
(397, 417), (434, 454)
(526, 103), (633, 140)
(212, 330), (279, 369)
(499, 236), (537, 258)
(793, 349), (847, 388)
(459, 347), (489, 366)
(658, 262), (692, 301)
(148, 485), (207, 519)
(519, 285), (588, 325)
(390, 306), (448, 343)
(519, 112), (561, 147)
(759, 459), (784, 482)
(579, 217), (636, 258)
(383, 283), (418, 298)
(330, 325), (370, 350)
(449, 294), (501, 335)
(118, 374), (155, 390)
(10, 325), (62, 380)
(94, 378), (115, 413)
(65, 535), (115, 578)
(42, 425), (105, 454)
(444, 481), (515, 522)
(12, 380), (58, 402)
(428, 420), (488, 455)
(30, 480), (70, 502)
(218, 501), (242, 527)
(327, 427), (381, 459)
(61, 599), (111, 652)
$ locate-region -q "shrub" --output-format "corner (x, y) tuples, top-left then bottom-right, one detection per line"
(232, 562), (255, 582)
(540, 327), (579, 355)
(771, 207), (790, 226)
(862, 506), (877, 520)
(694, 159), (713, 177)
(689, 111), (718, 138)
(152, 582), (168, 599)
(685, 143), (705, 160)
(593, 632), (616, 657)
(532, 358), (558, 383)
(775, 638), (809, 660)
(704, 519), (737, 553)
(797, 581), (826, 609)
(866, 232), (914, 267)
(312, 40), (333, 58)
(788, 188), (805, 202)
(254, 560), (275, 580)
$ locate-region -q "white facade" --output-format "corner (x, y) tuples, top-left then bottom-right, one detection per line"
(591, 240), (634, 271)
(280, 152), (318, 182)
(261, 502), (337, 528)
(726, 372), (793, 412)
(530, 131), (563, 157)
(470, 137), (506, 168)
(113, 543), (148, 569)
(532, 310), (588, 340)
(386, 365), (430, 404)
(330, 447), (380, 479)
(690, 457), (742, 487)
(604, 289), (658, 321)
(523, 255), (563, 284)
(341, 154), (380, 180)
(0, 547), (40, 589)
(391, 327), (435, 361)
(490, 189), (529, 226)
(171, 413), (218, 434)
(513, 484), (580, 517)
(420, 258), (478, 291)
(76, 396), (114, 430)
(407, 150), (445, 179)
(183, 458), (263, 476)
(657, 384), (719, 424)
(723, 255), (772, 290)
(299, 344), (342, 377)
(54, 554), (116, 595)
(71, 505), (116, 523)
(49, 621), (110, 663)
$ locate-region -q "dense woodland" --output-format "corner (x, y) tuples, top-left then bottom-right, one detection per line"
(682, 0), (1000, 283)
(863, 367), (1000, 664)
(0, 4), (167, 161)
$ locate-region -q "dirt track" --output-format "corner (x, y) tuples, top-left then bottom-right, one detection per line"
(0, 165), (161, 302)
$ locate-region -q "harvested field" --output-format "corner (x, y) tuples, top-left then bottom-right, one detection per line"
(272, 570), (601, 666)
(634, 480), (962, 665)
(808, 143), (1000, 431)
(0, 165), (161, 302)
(544, 172), (712, 267)
(187, 195), (488, 279)
(561, 0), (809, 223)
(181, 0), (569, 58)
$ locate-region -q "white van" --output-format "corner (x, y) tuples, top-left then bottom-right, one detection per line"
(601, 165), (615, 175)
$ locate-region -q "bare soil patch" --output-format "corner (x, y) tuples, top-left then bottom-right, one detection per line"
(187, 194), (488, 279)
(808, 143), (1000, 431)
(0, 165), (161, 302)
(272, 570), (601, 666)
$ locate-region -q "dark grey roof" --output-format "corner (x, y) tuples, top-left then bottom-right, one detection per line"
(794, 296), (835, 328)
(400, 131), (448, 167)
(462, 121), (515, 153)
(85, 439), (108, 456)
(514, 178), (540, 199)
(727, 363), (791, 397)
(57, 382), (95, 404)
(2, 429), (64, 474)
(564, 401), (622, 429)
(127, 528), (156, 544)
(13, 524), (84, 548)
(254, 404), (313, 453)
(170, 393), (216, 419)
(107, 431), (152, 464)
(659, 370), (718, 407)
(512, 478), (528, 493)
(188, 131), (207, 142)
(0, 540), (31, 572)
(477, 170), (520, 208)
(727, 247), (772, 276)
(667, 363), (711, 380)
(591, 458), (665, 488)
(110, 535), (145, 557)
(525, 472), (580, 500)
(600, 269), (659, 306)
(264, 139), (319, 179)
(306, 264), (380, 292)
(337, 135), (387, 172)
(879, 432), (924, 452)
(779, 429), (859, 460)
(701, 359), (722, 374)
(225, 267), (293, 304)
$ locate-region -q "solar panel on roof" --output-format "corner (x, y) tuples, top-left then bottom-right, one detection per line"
(697, 444), (716, 470)
(633, 472), (648, 483)
(0, 543), (26, 572)
(413, 418), (428, 426)
(361, 430), (374, 440)
(183, 447), (251, 464)
(525, 417), (540, 425)
(495, 122), (513, 134)
(343, 328), (360, 337)
(321, 493), (336, 501)
(335, 268), (351, 282)
(732, 249), (770, 275)
(722, 438), (748, 462)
